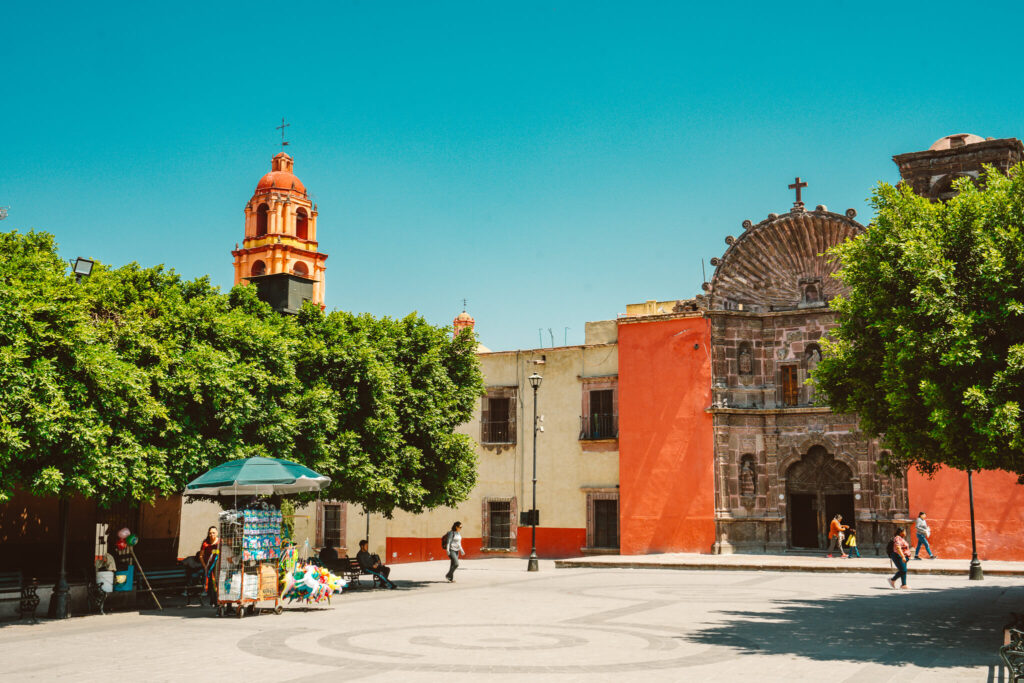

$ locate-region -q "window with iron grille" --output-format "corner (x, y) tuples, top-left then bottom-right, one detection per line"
(582, 389), (617, 439)
(322, 504), (343, 549)
(487, 501), (512, 549)
(481, 389), (517, 444)
(781, 365), (799, 407)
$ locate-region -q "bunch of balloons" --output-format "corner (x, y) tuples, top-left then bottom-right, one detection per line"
(280, 562), (346, 605)
(115, 528), (139, 551)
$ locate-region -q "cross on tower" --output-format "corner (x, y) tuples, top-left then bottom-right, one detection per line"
(462, 297), (468, 311)
(276, 117), (290, 149)
(788, 176), (808, 206)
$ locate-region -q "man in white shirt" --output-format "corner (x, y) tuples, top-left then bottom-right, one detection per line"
(914, 511), (937, 559)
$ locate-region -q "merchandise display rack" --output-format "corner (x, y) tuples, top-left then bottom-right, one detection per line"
(215, 502), (284, 618)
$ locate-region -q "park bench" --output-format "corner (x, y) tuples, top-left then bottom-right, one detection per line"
(342, 556), (381, 589)
(136, 564), (203, 609)
(0, 571), (40, 623)
(1002, 625), (1024, 682)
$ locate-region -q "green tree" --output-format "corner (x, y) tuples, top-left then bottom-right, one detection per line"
(0, 231), (165, 503)
(292, 308), (483, 516)
(815, 167), (1024, 476)
(0, 229), (484, 517)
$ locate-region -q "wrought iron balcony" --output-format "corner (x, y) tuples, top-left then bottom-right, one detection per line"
(580, 413), (618, 440)
(481, 419), (515, 444)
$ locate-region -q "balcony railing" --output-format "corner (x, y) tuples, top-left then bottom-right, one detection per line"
(481, 419), (515, 444)
(580, 413), (618, 440)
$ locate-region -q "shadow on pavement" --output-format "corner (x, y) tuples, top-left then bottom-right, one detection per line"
(688, 583), (1023, 669)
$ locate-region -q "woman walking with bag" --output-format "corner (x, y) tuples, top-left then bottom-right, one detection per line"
(444, 521), (465, 582)
(887, 527), (912, 590)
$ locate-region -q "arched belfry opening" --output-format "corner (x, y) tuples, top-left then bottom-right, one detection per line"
(256, 203), (269, 237)
(785, 446), (854, 549)
(295, 208), (308, 240)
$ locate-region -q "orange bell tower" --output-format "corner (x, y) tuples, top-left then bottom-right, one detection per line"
(231, 152), (329, 311)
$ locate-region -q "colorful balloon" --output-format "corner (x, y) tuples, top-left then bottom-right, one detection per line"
(117, 528), (131, 539)
(115, 539), (128, 550)
(127, 534), (139, 546)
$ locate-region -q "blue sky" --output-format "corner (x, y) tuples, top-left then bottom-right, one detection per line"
(5, 2), (1024, 350)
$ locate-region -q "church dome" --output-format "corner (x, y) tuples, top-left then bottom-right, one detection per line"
(256, 153), (306, 194)
(455, 311), (474, 322)
(929, 134), (985, 151)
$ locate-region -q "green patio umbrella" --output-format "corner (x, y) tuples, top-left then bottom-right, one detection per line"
(183, 456), (330, 496)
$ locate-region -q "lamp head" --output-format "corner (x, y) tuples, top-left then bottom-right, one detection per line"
(71, 257), (94, 278)
(528, 372), (543, 390)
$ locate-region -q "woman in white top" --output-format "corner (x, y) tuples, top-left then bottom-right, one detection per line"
(445, 521), (464, 582)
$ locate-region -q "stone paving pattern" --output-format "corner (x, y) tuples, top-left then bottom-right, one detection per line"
(0, 558), (1018, 681)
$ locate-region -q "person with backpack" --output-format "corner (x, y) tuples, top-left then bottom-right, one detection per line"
(887, 527), (912, 589)
(443, 521), (465, 582)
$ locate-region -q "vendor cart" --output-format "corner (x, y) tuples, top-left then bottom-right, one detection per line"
(182, 456), (332, 618)
(216, 504), (283, 618)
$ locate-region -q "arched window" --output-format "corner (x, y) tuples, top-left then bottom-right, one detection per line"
(295, 208), (309, 240)
(250, 260), (266, 277)
(256, 203), (269, 237)
(291, 262), (309, 277)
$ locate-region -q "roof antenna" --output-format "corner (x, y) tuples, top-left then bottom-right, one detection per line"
(538, 328), (544, 348)
(564, 327), (570, 346)
(548, 328), (555, 347)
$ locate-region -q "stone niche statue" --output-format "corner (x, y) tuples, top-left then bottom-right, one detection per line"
(740, 457), (756, 496)
(805, 345), (822, 401)
(738, 343), (753, 375)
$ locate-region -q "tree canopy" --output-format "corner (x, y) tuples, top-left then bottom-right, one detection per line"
(815, 167), (1024, 476)
(0, 230), (483, 514)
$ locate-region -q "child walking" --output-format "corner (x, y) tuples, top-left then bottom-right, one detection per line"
(845, 528), (861, 558)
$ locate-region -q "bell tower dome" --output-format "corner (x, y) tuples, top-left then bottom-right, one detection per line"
(231, 153), (329, 312)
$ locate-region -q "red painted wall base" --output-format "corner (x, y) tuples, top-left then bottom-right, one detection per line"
(384, 528), (588, 564)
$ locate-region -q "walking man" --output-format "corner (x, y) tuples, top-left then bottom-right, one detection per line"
(914, 511), (937, 559)
(444, 521), (465, 582)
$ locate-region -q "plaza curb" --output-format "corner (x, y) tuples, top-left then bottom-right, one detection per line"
(553, 557), (1024, 577)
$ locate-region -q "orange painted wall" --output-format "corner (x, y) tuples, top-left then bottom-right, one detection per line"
(617, 316), (715, 554)
(907, 467), (1024, 561)
(384, 528), (586, 564)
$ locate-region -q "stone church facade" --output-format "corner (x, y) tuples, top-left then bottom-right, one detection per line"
(705, 133), (1024, 555)
(704, 203), (908, 554)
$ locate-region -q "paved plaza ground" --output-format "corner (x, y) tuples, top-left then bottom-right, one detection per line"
(0, 558), (1019, 682)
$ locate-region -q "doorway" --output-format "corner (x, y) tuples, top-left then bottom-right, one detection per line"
(788, 494), (818, 548)
(785, 446), (854, 549)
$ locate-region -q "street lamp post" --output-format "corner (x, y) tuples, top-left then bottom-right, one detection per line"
(49, 257), (95, 620)
(527, 372), (542, 572)
(968, 470), (984, 581)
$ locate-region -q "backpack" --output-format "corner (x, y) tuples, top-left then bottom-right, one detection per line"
(885, 537), (896, 555)
(441, 532), (449, 550)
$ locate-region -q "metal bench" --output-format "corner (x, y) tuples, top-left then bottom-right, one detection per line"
(342, 557), (381, 589)
(0, 571), (40, 623)
(136, 564), (203, 609)
(1002, 626), (1024, 683)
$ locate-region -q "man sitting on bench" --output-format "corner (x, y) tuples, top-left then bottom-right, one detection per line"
(356, 540), (396, 589)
